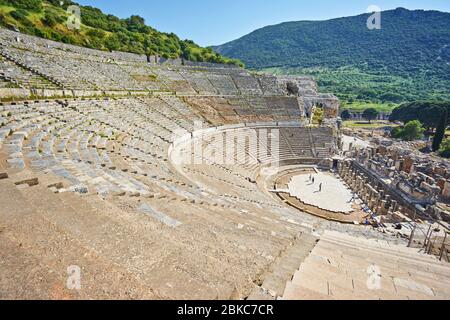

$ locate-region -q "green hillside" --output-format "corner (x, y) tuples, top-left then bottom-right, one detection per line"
(214, 8), (450, 110)
(0, 0), (243, 66)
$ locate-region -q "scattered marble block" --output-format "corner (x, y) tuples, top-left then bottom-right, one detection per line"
(14, 177), (39, 187)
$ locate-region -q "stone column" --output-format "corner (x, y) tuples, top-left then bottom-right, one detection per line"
(391, 200), (398, 213)
(370, 192), (380, 212)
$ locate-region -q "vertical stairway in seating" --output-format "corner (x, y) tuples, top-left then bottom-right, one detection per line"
(280, 230), (450, 300)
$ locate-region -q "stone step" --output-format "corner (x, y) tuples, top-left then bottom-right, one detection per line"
(280, 229), (450, 300)
(314, 242), (450, 288)
(56, 188), (259, 299)
(254, 233), (318, 298)
(290, 259), (415, 300)
(280, 282), (333, 300)
(321, 234), (450, 274)
(13, 181), (234, 299)
(0, 178), (159, 299)
(323, 231), (448, 263)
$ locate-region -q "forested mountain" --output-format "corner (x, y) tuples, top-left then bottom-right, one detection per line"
(214, 8), (450, 109)
(0, 0), (242, 66)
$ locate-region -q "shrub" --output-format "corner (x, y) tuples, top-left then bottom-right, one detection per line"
(392, 120), (425, 141)
(32, 26), (45, 37)
(391, 127), (403, 139)
(10, 9), (28, 22)
(439, 138), (450, 158)
(42, 11), (61, 27)
(312, 107), (324, 125)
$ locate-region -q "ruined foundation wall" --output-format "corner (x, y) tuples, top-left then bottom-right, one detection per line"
(338, 160), (417, 221)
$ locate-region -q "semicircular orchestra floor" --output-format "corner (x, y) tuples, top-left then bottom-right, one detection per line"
(274, 168), (369, 224)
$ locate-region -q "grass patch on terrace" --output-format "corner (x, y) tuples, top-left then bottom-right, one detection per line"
(340, 101), (397, 113)
(3, 82), (20, 88)
(132, 74), (158, 82)
(343, 120), (398, 129)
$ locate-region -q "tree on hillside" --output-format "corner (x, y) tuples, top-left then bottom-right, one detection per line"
(341, 110), (351, 121)
(362, 108), (379, 123)
(0, 0), (243, 66)
(125, 15), (147, 32)
(379, 92), (404, 103)
(432, 108), (448, 152)
(392, 120), (425, 141)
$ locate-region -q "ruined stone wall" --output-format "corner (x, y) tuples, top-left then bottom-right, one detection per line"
(338, 160), (415, 219)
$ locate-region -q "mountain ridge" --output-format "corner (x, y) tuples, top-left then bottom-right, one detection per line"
(213, 8), (450, 107)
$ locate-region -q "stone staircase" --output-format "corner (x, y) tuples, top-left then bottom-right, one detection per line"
(280, 230), (450, 300)
(248, 233), (318, 300)
(307, 127), (318, 158)
(0, 50), (63, 89)
(0, 72), (26, 90)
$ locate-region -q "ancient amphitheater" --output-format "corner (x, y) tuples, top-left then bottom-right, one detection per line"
(1, 28), (449, 300)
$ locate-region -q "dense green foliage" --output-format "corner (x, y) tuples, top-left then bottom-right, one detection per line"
(390, 101), (449, 155)
(390, 101), (450, 129)
(432, 108), (448, 152)
(214, 8), (450, 107)
(341, 109), (351, 120)
(0, 0), (242, 66)
(439, 138), (450, 158)
(362, 108), (379, 123)
(391, 120), (425, 141)
(2, 0), (41, 11)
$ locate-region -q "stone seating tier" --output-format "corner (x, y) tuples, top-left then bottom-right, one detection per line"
(1, 27), (335, 104)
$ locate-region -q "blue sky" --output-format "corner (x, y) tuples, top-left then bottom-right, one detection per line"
(75, 0), (450, 46)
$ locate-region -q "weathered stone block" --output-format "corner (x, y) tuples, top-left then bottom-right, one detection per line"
(48, 182), (64, 189)
(112, 191), (126, 197)
(14, 177), (39, 187)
